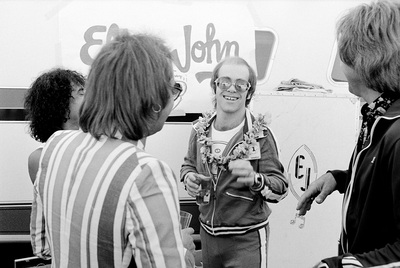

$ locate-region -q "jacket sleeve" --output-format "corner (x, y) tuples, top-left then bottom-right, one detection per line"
(180, 128), (199, 182)
(322, 254), (359, 268)
(322, 139), (400, 267)
(257, 128), (288, 203)
(328, 169), (349, 194)
(322, 244), (400, 268)
(328, 148), (355, 194)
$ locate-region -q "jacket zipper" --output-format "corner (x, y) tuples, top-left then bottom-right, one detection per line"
(225, 192), (254, 201)
(207, 110), (254, 234)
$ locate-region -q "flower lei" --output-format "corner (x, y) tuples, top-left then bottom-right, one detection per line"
(195, 110), (270, 170)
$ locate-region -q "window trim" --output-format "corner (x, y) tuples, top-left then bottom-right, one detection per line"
(254, 27), (278, 86)
(327, 41), (347, 87)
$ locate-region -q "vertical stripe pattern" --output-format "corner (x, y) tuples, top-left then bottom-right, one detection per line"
(30, 130), (185, 268)
(257, 226), (268, 268)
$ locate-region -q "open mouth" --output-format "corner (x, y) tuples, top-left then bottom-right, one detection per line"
(223, 95), (239, 101)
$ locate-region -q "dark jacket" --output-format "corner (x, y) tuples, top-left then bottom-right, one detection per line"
(323, 99), (400, 267)
(180, 110), (288, 236)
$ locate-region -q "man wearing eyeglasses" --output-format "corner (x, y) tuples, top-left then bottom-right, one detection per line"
(180, 56), (288, 268)
(172, 81), (186, 110)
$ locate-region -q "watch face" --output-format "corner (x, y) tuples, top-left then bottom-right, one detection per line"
(255, 173), (263, 183)
(252, 173), (263, 190)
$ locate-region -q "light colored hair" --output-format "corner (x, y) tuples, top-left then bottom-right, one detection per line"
(80, 31), (173, 140)
(210, 56), (257, 108)
(337, 0), (400, 95)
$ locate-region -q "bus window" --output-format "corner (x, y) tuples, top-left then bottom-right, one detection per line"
(331, 52), (347, 82)
(255, 29), (277, 84)
(328, 42), (347, 83)
(0, 88), (27, 121)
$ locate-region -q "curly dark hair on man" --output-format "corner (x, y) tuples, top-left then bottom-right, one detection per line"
(24, 68), (85, 143)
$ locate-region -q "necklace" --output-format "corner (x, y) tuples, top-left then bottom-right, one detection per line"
(194, 110), (270, 170)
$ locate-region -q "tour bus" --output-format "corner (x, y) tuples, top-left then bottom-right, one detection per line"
(0, 0), (367, 267)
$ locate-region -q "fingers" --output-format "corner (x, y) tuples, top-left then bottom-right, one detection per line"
(296, 180), (331, 216)
(296, 190), (313, 210)
(184, 173), (200, 197)
(315, 192), (328, 204)
(297, 173), (337, 213)
(296, 184), (319, 216)
(181, 228), (195, 251)
(314, 176), (335, 204)
(296, 193), (314, 215)
(231, 168), (253, 177)
(236, 175), (255, 187)
(297, 198), (314, 216)
(181, 227), (194, 235)
(229, 160), (255, 188)
(187, 242), (195, 252)
(228, 159), (253, 176)
(196, 174), (211, 181)
(185, 239), (195, 252)
(260, 186), (271, 197)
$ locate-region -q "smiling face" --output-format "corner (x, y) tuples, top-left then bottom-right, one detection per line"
(215, 63), (250, 117)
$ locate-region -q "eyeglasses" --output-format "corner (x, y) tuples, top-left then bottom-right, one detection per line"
(171, 81), (187, 110)
(172, 82), (186, 101)
(214, 77), (251, 92)
(172, 83), (182, 101)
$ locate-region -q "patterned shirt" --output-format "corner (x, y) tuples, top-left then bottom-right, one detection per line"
(357, 92), (397, 153)
(30, 130), (186, 268)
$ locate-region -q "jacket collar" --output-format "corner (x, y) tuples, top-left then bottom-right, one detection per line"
(382, 98), (400, 118)
(206, 108), (254, 133)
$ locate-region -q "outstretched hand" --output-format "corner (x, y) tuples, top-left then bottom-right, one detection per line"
(296, 172), (337, 216)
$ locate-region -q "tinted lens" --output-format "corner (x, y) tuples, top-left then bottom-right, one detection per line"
(216, 77), (232, 90)
(174, 82), (182, 89)
(215, 77), (249, 92)
(235, 79), (250, 91)
(173, 82), (182, 101)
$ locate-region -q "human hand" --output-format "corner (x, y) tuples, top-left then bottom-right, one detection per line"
(260, 185), (272, 198)
(228, 159), (255, 187)
(184, 173), (210, 198)
(185, 250), (195, 268)
(181, 227), (195, 252)
(296, 172), (337, 216)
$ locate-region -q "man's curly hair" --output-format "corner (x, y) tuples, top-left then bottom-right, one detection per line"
(24, 68), (85, 143)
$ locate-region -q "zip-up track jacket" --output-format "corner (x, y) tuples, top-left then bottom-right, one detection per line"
(323, 99), (400, 267)
(180, 110), (288, 236)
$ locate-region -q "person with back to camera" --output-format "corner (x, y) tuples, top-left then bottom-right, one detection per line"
(296, 1), (400, 267)
(24, 68), (85, 183)
(30, 30), (195, 267)
(180, 56), (288, 268)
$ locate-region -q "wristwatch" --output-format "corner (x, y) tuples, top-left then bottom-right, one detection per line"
(251, 172), (264, 192)
(183, 173), (190, 190)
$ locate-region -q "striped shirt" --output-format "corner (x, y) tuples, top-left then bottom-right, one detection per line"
(30, 130), (186, 268)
